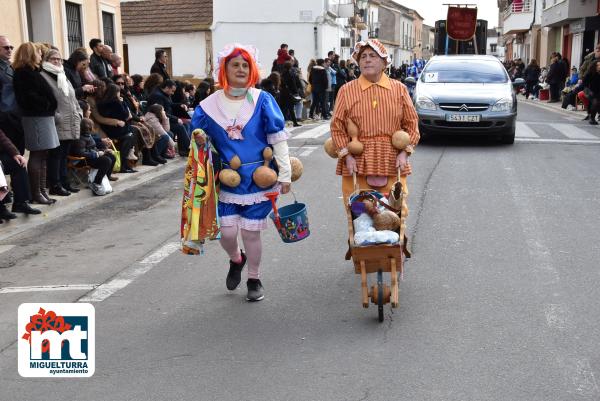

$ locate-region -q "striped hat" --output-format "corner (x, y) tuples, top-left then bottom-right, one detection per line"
(352, 39), (391, 66)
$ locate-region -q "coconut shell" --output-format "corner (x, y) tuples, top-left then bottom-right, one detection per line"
(290, 157), (303, 182)
(373, 210), (401, 231)
(219, 169), (241, 187)
(262, 147), (273, 161)
(324, 138), (338, 158)
(229, 155), (241, 170)
(253, 166), (278, 188)
(392, 130), (411, 150)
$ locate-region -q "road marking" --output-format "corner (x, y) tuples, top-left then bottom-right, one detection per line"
(293, 124), (330, 139)
(554, 123), (598, 140)
(515, 138), (600, 145)
(299, 146), (318, 157)
(0, 284), (98, 294)
(516, 122), (540, 138)
(79, 241), (180, 302)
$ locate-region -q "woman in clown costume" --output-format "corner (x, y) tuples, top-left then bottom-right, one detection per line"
(191, 44), (292, 302)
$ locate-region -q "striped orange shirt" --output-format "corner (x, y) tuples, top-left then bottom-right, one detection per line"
(331, 73), (420, 176)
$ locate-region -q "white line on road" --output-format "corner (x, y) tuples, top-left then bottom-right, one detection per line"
(79, 241), (180, 302)
(299, 146), (318, 157)
(516, 122), (540, 138)
(515, 138), (600, 145)
(554, 123), (599, 140)
(293, 124), (330, 139)
(0, 284), (98, 294)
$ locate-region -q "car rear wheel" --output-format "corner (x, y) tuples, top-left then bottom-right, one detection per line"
(500, 125), (515, 145)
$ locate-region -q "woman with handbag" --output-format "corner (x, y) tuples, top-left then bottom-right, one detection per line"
(71, 118), (116, 195)
(96, 83), (138, 173)
(12, 42), (60, 205)
(330, 39), (419, 243)
(189, 43), (292, 302)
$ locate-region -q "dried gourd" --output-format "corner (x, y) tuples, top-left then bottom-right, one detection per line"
(219, 169), (241, 187)
(391, 130), (411, 150)
(323, 138), (338, 158)
(290, 157), (303, 182)
(373, 210), (401, 231)
(346, 118), (364, 155)
(253, 147), (278, 188)
(229, 155), (241, 170)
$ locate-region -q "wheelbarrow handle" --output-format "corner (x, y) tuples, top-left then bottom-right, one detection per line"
(265, 191), (282, 230)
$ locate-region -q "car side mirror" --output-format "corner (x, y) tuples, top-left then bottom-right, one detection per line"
(512, 78), (525, 87)
(404, 76), (416, 85)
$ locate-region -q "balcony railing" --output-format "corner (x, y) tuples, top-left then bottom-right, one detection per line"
(502, 0), (532, 20)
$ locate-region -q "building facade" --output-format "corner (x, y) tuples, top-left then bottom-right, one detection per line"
(499, 0), (600, 69)
(3, 0), (123, 58)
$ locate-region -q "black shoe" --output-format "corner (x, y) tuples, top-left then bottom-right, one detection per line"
(590, 120), (598, 125)
(62, 183), (80, 193)
(11, 202), (42, 215)
(293, 123), (302, 127)
(226, 251), (247, 290)
(120, 168), (138, 173)
(246, 279), (264, 302)
(155, 155), (167, 164)
(0, 205), (17, 220)
(583, 115), (590, 121)
(49, 185), (71, 196)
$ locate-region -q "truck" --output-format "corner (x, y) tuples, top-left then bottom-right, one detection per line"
(433, 19), (488, 55)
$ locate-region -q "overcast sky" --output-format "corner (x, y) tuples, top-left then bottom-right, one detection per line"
(392, 0), (500, 28)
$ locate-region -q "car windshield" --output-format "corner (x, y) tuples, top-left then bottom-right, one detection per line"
(421, 60), (508, 83)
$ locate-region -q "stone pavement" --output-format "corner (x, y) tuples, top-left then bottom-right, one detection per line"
(0, 158), (186, 242)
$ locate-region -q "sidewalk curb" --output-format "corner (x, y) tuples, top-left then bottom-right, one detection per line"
(0, 159), (185, 243)
(518, 96), (587, 118)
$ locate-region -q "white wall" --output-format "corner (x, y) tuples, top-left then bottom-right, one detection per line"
(124, 31), (207, 78)
(212, 0), (350, 78)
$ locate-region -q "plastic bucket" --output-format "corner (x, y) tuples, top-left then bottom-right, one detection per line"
(267, 196), (310, 243)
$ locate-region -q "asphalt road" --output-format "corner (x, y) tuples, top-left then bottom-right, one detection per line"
(1, 100), (599, 400)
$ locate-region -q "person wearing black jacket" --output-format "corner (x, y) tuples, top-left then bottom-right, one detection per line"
(64, 49), (95, 100)
(583, 60), (600, 125)
(280, 61), (301, 127)
(523, 59), (541, 99)
(71, 118), (116, 194)
(547, 54), (564, 102)
(309, 59), (329, 119)
(12, 42), (60, 205)
(89, 39), (112, 79)
(0, 128), (40, 217)
(96, 83), (137, 172)
(150, 50), (170, 81)
(147, 80), (190, 156)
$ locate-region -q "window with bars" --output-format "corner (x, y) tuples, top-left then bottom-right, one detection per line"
(102, 11), (115, 49)
(65, 2), (82, 55)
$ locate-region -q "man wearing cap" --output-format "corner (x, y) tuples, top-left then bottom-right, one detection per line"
(330, 39), (419, 241)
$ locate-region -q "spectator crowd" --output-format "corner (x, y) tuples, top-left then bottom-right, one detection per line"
(0, 36), (205, 224)
(504, 45), (600, 125)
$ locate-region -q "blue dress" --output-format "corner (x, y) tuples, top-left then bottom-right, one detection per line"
(191, 88), (288, 230)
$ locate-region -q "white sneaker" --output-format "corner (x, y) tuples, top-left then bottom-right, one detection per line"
(127, 148), (138, 161)
(566, 105), (575, 111)
(90, 182), (106, 196)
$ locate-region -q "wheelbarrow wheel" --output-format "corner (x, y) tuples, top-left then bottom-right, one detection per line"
(377, 269), (384, 322)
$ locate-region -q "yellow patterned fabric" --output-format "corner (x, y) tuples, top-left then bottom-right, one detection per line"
(181, 129), (220, 254)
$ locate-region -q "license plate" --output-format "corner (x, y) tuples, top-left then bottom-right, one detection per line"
(446, 114), (480, 122)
